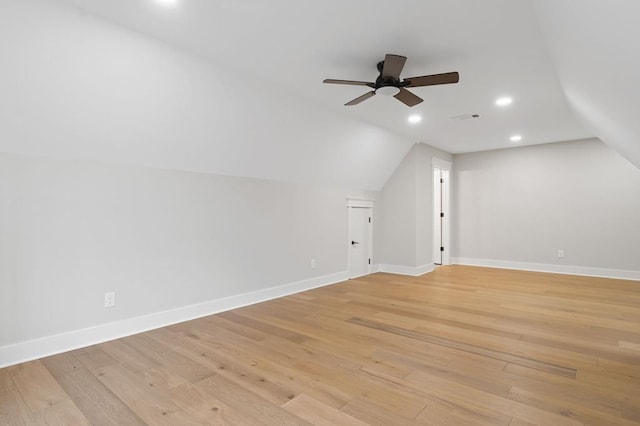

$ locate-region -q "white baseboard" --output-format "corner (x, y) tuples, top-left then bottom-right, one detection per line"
(377, 263), (435, 276)
(0, 271), (349, 369)
(452, 258), (640, 281)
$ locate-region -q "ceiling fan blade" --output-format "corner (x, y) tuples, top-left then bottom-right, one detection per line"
(394, 88), (423, 107)
(381, 54), (407, 80)
(404, 72), (460, 87)
(345, 91), (376, 106)
(323, 79), (375, 87)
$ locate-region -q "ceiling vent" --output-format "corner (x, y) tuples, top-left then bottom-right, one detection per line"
(450, 114), (480, 122)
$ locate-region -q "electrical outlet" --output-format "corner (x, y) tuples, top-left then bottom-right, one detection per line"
(557, 250), (565, 258)
(104, 292), (116, 308)
(310, 259), (317, 269)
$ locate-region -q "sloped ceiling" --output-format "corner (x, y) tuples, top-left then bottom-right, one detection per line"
(2, 0), (638, 193)
(50, 0), (592, 154)
(535, 0), (640, 169)
(0, 0), (413, 191)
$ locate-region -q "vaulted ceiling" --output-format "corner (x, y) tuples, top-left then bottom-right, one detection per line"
(51, 0), (594, 154)
(2, 0), (639, 192)
(534, 0), (640, 169)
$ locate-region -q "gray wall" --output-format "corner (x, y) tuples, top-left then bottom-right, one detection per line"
(378, 143), (452, 268)
(452, 138), (640, 271)
(0, 0), (403, 353)
(0, 153), (375, 347)
(378, 146), (417, 267)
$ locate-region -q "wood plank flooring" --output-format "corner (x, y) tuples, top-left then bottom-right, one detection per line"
(2, 265), (640, 425)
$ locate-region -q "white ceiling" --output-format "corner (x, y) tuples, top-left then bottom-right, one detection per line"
(52, 0), (594, 154)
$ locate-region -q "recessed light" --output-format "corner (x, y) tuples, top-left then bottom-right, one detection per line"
(510, 135), (522, 142)
(496, 97), (513, 107)
(408, 114), (422, 124)
(154, 0), (178, 6)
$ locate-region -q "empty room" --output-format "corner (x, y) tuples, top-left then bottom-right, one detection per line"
(1, 0), (640, 425)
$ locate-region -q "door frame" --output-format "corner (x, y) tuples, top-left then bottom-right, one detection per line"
(346, 198), (374, 278)
(432, 159), (452, 266)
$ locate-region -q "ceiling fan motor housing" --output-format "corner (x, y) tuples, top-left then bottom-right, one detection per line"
(375, 60), (411, 89)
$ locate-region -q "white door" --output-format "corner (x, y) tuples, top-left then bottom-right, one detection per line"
(433, 164), (451, 266)
(433, 168), (443, 265)
(348, 207), (372, 278)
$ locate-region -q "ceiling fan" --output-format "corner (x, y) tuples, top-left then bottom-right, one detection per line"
(323, 54), (459, 107)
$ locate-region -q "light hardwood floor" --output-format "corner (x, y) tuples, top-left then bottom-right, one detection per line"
(2, 265), (640, 425)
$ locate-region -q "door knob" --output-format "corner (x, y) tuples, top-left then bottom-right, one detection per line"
(351, 241), (360, 245)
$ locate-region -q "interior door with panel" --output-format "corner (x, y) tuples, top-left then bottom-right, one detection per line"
(348, 206), (372, 278)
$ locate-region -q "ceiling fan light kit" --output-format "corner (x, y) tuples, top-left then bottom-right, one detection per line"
(376, 86), (401, 97)
(323, 54), (459, 107)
